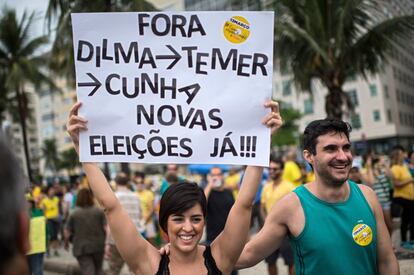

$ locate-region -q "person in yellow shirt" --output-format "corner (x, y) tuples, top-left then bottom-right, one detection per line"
(282, 149), (303, 187)
(306, 169), (315, 183)
(300, 163), (315, 184)
(225, 167), (241, 199)
(134, 171), (157, 246)
(39, 186), (61, 257)
(26, 195), (47, 275)
(261, 156), (295, 275)
(390, 146), (414, 250)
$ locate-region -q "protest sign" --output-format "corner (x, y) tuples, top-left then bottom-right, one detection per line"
(71, 12), (274, 166)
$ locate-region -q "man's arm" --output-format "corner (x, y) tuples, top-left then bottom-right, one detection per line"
(390, 166), (414, 187)
(204, 176), (214, 201)
(259, 200), (267, 222)
(359, 185), (399, 275)
(236, 193), (294, 269)
(360, 157), (375, 186)
(259, 187), (268, 222)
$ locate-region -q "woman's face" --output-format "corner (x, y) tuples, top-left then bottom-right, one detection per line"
(399, 150), (406, 163)
(167, 203), (205, 253)
(47, 187), (55, 197)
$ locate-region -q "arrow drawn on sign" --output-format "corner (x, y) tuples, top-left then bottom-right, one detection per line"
(156, 45), (181, 69)
(77, 73), (101, 96)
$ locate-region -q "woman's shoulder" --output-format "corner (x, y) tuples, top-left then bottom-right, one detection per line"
(87, 206), (106, 215)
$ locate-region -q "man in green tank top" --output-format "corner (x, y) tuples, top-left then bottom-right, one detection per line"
(236, 119), (398, 275)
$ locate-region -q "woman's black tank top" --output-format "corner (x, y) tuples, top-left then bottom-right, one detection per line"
(155, 245), (223, 275)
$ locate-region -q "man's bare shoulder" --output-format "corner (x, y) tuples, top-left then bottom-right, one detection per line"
(268, 190), (305, 237)
(281, 191), (301, 208)
(355, 183), (377, 202)
(355, 182), (376, 211)
(270, 191), (302, 220)
(356, 182), (374, 193)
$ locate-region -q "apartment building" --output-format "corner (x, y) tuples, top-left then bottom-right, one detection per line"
(181, 0), (414, 154)
(37, 79), (77, 178)
(184, 0), (273, 10)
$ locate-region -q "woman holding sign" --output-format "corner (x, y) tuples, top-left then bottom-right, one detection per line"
(66, 100), (282, 275)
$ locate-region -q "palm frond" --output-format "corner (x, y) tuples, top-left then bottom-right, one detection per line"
(277, 15), (332, 67)
(19, 35), (49, 56)
(346, 15), (414, 75)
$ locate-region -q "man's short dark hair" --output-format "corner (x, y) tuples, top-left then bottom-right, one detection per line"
(158, 182), (207, 234)
(165, 172), (179, 185)
(392, 145), (405, 152)
(303, 119), (352, 155)
(114, 172), (129, 186)
(0, 135), (27, 271)
(134, 171), (145, 180)
(270, 154), (284, 169)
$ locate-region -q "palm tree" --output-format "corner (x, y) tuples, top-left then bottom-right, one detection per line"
(272, 102), (302, 146)
(59, 148), (80, 175)
(274, 0), (414, 119)
(0, 70), (8, 128)
(0, 8), (55, 181)
(42, 138), (60, 174)
(46, 0), (157, 86)
(46, 0), (157, 175)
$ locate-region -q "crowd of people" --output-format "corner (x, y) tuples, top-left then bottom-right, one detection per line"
(1, 100), (414, 275)
(21, 144), (414, 275)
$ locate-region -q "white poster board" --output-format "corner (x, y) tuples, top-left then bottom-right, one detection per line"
(71, 12), (274, 166)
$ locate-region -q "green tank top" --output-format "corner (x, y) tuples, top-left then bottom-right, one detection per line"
(290, 181), (378, 275)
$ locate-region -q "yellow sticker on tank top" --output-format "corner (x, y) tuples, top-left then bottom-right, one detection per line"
(352, 223), (373, 246)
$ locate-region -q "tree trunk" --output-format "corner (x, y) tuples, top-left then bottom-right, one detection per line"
(16, 87), (33, 182)
(104, 163), (111, 179)
(325, 86), (345, 120)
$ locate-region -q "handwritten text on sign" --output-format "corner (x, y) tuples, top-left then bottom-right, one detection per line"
(72, 12), (274, 166)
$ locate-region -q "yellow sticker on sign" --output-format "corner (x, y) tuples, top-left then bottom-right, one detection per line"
(223, 16), (250, 44)
(352, 223), (373, 246)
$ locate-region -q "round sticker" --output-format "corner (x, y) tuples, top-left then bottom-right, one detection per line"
(352, 224), (373, 246)
(223, 16), (250, 44)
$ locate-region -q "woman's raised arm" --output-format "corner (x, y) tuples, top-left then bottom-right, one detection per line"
(210, 100), (283, 273)
(66, 102), (159, 274)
